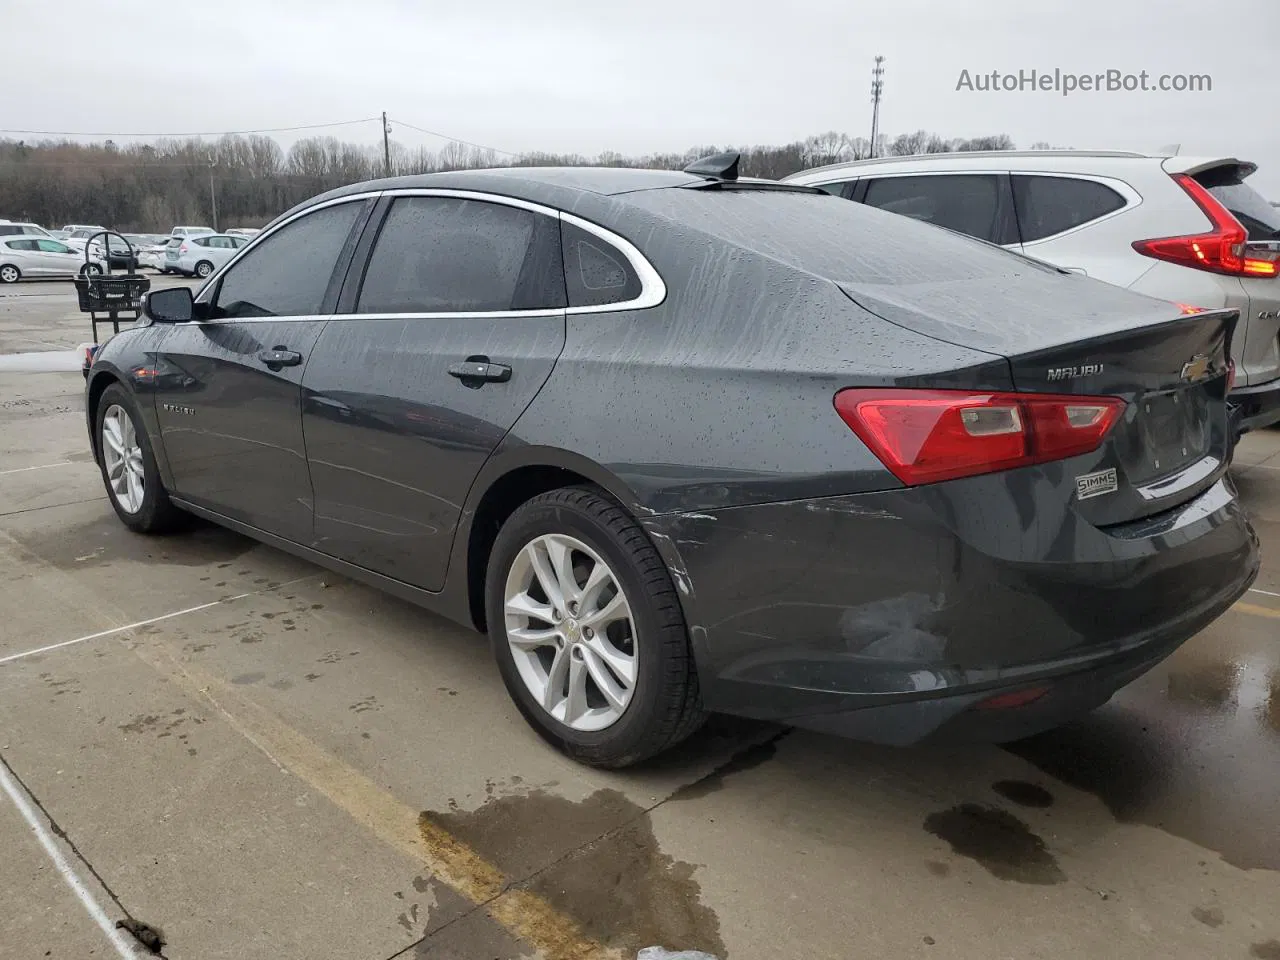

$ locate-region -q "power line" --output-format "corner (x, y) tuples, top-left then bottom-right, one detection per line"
(387, 118), (517, 157)
(0, 117), (381, 138)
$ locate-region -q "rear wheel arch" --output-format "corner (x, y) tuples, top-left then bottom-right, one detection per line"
(87, 371), (121, 460)
(461, 450), (647, 633)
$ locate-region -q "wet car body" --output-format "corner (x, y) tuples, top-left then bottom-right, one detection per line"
(85, 164), (1259, 758)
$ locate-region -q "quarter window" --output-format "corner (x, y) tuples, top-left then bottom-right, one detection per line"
(861, 174), (1006, 243)
(356, 196), (566, 313)
(560, 221), (642, 308)
(209, 201), (364, 319)
(1012, 175), (1127, 243)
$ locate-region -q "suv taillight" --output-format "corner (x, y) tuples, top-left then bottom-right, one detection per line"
(1132, 174), (1278, 278)
(179, 244), (188, 254)
(834, 388), (1126, 486)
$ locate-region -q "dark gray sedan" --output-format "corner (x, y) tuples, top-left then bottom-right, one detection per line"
(84, 157), (1259, 767)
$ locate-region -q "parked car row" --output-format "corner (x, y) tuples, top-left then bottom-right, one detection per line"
(85, 155), (1261, 767)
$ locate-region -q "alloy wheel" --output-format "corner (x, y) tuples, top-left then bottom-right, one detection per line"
(503, 533), (638, 732)
(0, 265), (19, 283)
(101, 405), (145, 514)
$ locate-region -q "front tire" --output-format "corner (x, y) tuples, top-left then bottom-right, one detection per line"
(80, 264), (103, 277)
(0, 264), (19, 284)
(95, 384), (185, 534)
(486, 486), (704, 768)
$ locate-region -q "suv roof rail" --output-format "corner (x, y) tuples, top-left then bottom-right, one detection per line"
(786, 148), (1154, 179)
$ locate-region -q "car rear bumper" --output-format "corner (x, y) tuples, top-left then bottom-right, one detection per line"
(644, 472), (1259, 745)
(1229, 377), (1280, 434)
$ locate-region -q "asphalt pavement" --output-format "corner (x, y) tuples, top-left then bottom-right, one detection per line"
(1, 278), (1278, 960)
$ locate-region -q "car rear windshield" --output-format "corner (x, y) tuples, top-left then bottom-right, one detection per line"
(1196, 167), (1280, 241)
(624, 187), (1058, 285)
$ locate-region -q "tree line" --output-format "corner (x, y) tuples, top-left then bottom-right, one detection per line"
(0, 128), (1023, 233)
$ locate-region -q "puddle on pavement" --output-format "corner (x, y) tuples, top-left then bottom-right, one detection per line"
(1252, 940), (1280, 960)
(420, 788), (725, 958)
(1192, 905), (1224, 928)
(10, 512), (256, 569)
(1166, 662), (1239, 708)
(924, 803), (1065, 885)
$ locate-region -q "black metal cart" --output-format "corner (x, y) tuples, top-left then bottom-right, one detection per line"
(73, 231), (150, 345)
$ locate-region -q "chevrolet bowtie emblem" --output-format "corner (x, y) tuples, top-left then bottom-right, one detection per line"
(1180, 355), (1211, 382)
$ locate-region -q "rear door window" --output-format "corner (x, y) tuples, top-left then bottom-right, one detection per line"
(861, 174), (1012, 244)
(1012, 175), (1127, 242)
(355, 196), (566, 313)
(209, 200), (365, 319)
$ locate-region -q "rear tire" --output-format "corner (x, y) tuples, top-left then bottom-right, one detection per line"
(486, 485), (705, 768)
(0, 264), (19, 284)
(94, 383), (185, 534)
(195, 261), (213, 278)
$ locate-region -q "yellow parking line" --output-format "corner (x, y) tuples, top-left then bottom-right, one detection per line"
(0, 530), (615, 960)
(125, 642), (618, 960)
(1233, 601), (1280, 621)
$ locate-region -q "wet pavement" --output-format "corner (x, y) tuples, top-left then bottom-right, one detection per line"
(0, 282), (1278, 960)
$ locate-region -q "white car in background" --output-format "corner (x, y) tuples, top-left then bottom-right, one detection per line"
(165, 232), (251, 277)
(169, 225), (215, 238)
(0, 237), (106, 283)
(785, 149), (1280, 433)
(0, 221), (55, 239)
(61, 226), (111, 252)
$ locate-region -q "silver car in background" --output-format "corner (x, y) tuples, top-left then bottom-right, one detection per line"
(165, 232), (250, 277)
(0, 236), (106, 282)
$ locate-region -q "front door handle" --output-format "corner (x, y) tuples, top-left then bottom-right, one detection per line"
(258, 348), (303, 368)
(448, 358), (511, 384)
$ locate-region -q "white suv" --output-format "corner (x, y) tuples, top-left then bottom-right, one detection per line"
(785, 150), (1280, 433)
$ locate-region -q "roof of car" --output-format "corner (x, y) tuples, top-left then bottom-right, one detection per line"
(782, 150), (1252, 182)
(314, 166), (707, 201)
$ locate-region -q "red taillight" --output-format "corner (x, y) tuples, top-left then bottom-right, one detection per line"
(1132, 174), (1278, 278)
(833, 388), (1126, 486)
(179, 244), (188, 254)
(975, 686), (1050, 710)
(1227, 359), (1237, 391)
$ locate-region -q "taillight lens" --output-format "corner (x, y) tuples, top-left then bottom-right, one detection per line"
(1132, 174), (1277, 278)
(1227, 359), (1237, 391)
(179, 244), (188, 254)
(834, 388), (1126, 486)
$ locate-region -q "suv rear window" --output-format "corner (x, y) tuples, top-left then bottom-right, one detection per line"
(1012, 175), (1127, 242)
(1196, 168), (1280, 241)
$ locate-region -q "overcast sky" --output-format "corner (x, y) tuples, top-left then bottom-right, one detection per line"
(6, 0), (1278, 195)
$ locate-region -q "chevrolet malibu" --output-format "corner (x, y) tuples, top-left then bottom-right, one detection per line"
(84, 158), (1259, 767)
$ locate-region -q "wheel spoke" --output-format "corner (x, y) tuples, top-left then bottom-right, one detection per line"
(545, 536), (580, 606)
(103, 420), (124, 459)
(562, 655), (589, 725)
(578, 561), (611, 613)
(505, 591), (553, 626)
(581, 644), (629, 712)
(528, 542), (566, 612)
(584, 634), (636, 687)
(508, 624), (559, 648)
(125, 467), (142, 511)
(541, 645), (569, 712)
(583, 590), (629, 630)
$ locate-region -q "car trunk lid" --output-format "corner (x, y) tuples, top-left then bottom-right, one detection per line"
(838, 275), (1239, 525)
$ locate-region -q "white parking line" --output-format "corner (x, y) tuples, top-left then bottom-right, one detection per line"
(1250, 587), (1280, 600)
(0, 574), (320, 667)
(0, 758), (144, 959)
(0, 597), (244, 667)
(0, 461), (77, 477)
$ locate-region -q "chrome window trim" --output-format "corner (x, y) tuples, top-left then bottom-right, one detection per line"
(193, 191), (385, 303)
(196, 186), (666, 319)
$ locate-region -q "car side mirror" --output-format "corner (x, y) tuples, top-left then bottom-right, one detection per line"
(143, 286), (195, 324)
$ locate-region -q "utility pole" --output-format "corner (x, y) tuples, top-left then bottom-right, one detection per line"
(869, 55), (885, 159)
(382, 112), (392, 176)
(208, 152), (218, 232)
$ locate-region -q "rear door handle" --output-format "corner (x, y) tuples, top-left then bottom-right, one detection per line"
(258, 348), (303, 368)
(448, 359), (511, 383)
